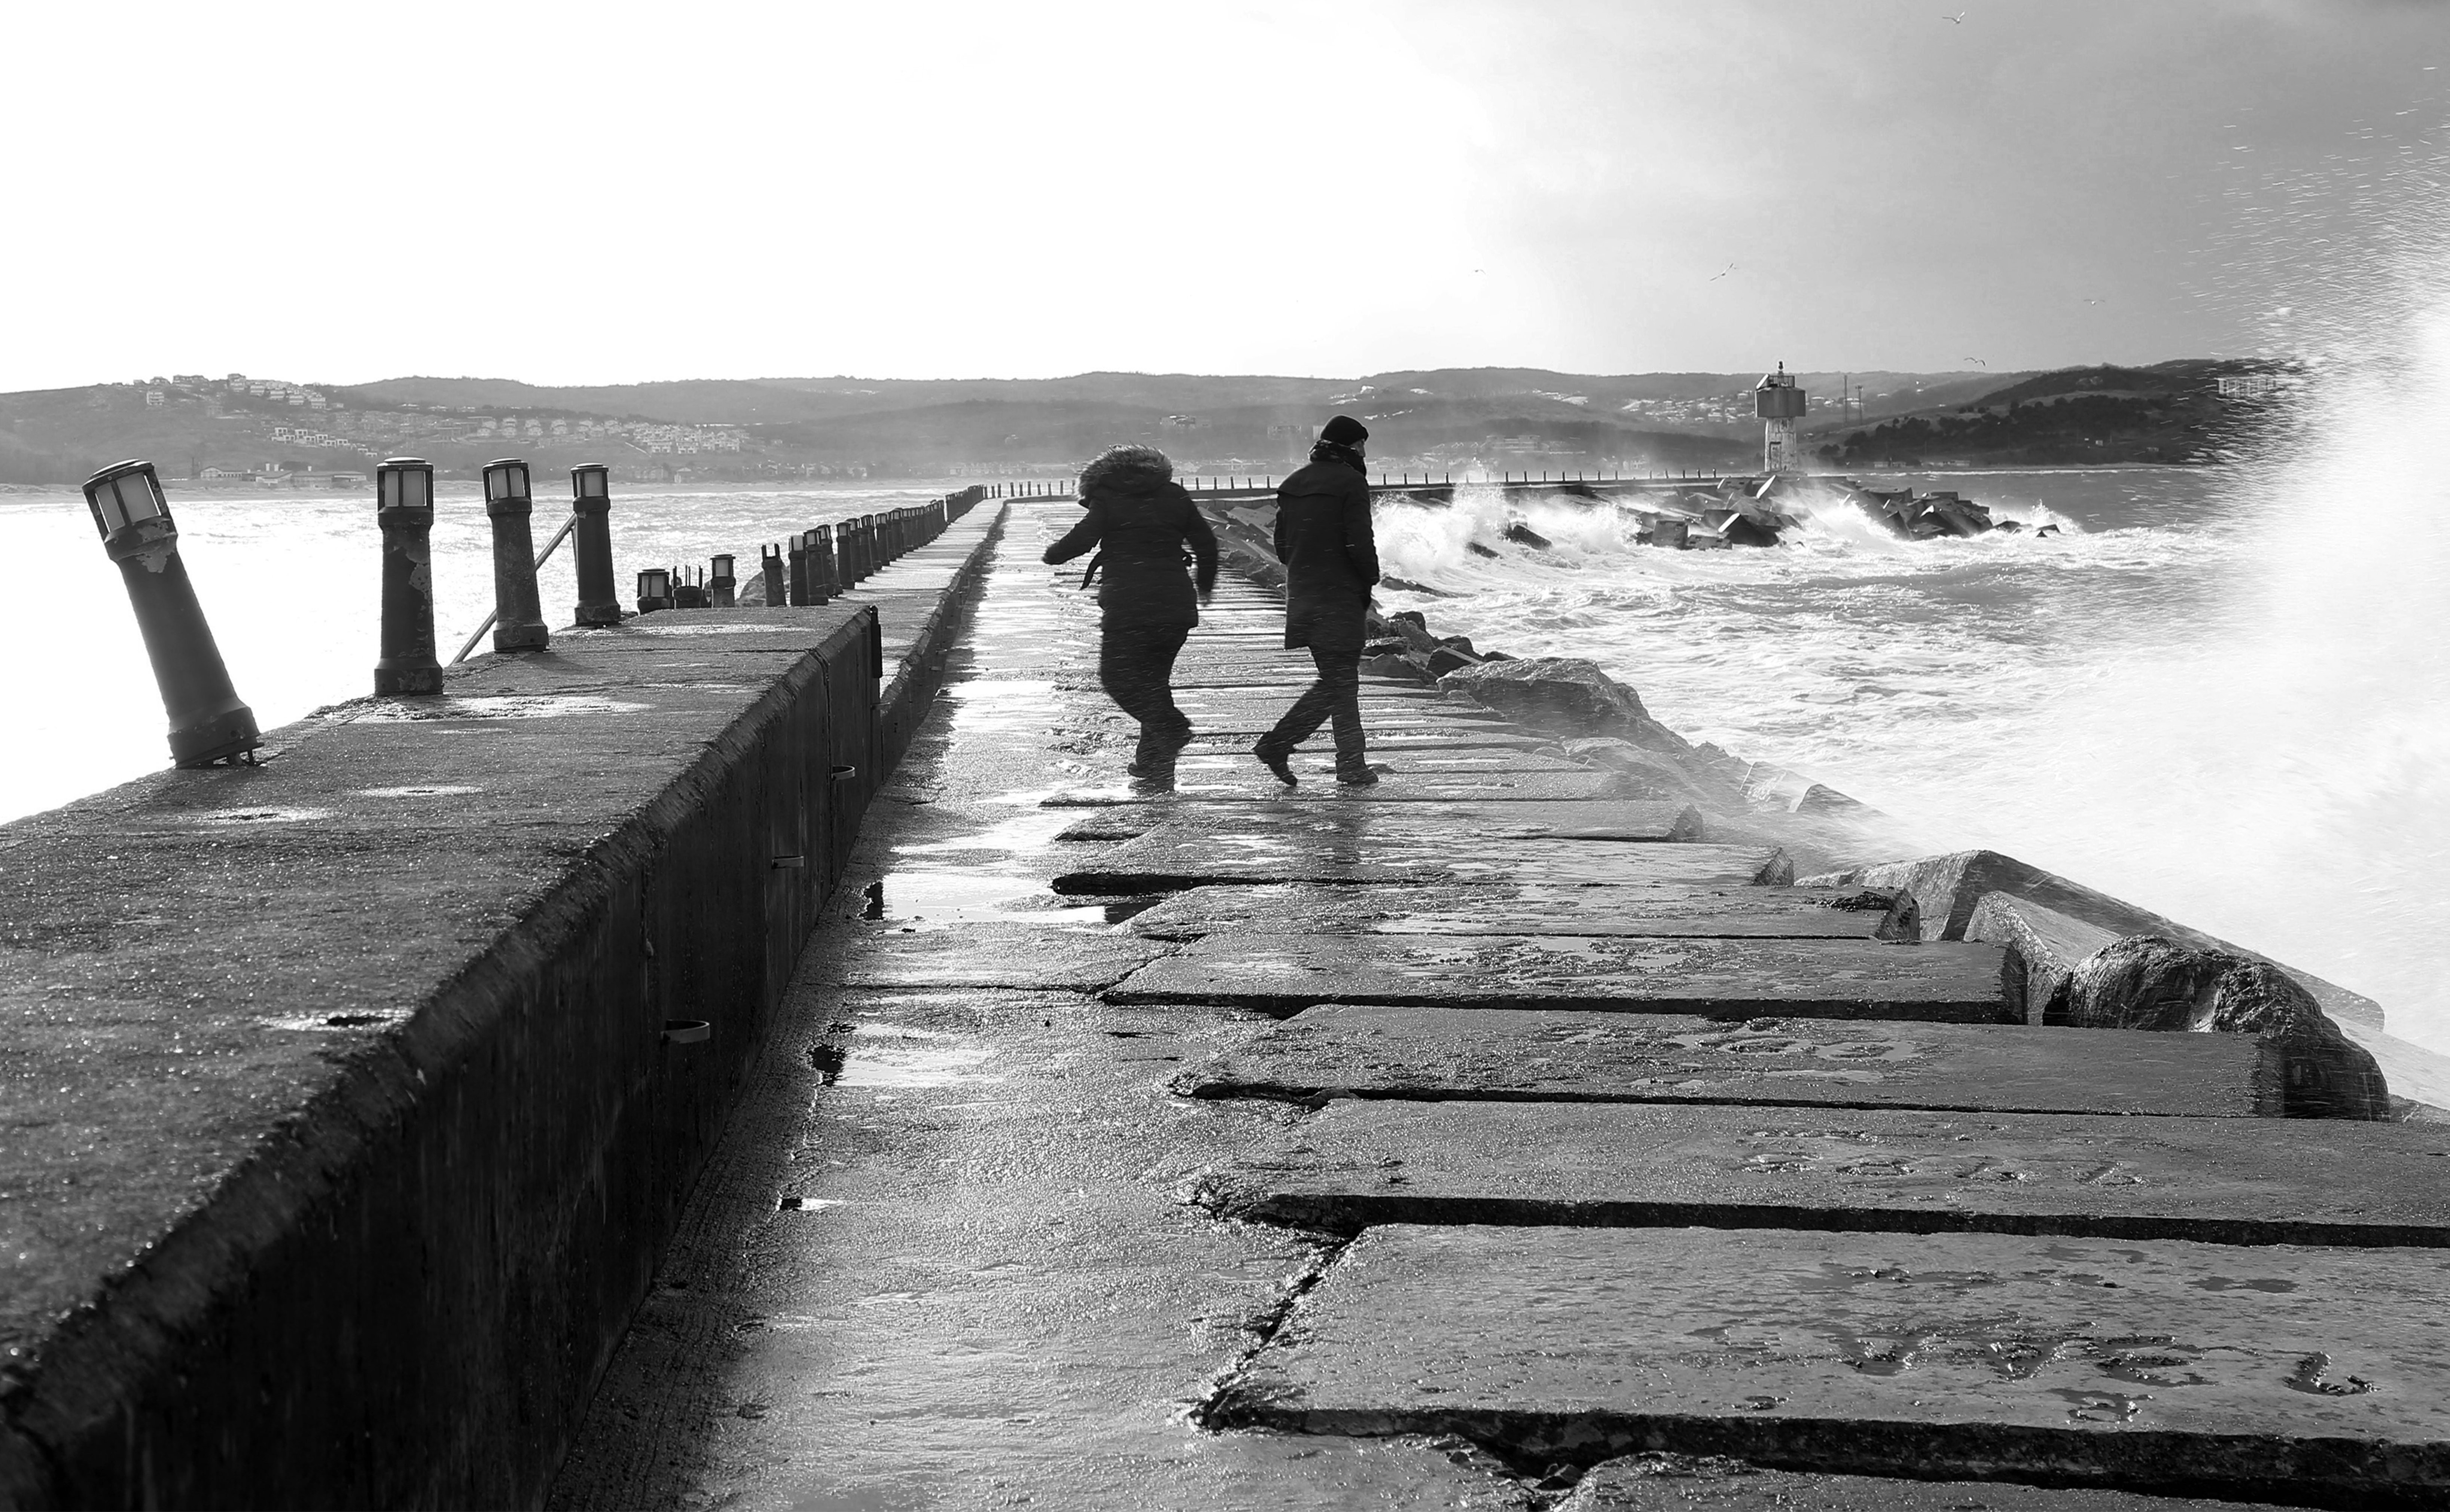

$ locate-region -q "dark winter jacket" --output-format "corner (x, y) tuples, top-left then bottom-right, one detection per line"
(1042, 458), (1219, 628)
(1273, 440), (1379, 651)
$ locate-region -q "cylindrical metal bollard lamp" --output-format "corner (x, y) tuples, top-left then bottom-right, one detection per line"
(810, 524), (836, 602)
(570, 463), (621, 627)
(760, 543), (785, 607)
(786, 532), (810, 606)
(482, 458), (549, 652)
(84, 460), (262, 766)
(636, 566), (673, 612)
(708, 553), (736, 608)
(374, 457), (444, 695)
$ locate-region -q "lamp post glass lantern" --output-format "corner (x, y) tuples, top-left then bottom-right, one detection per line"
(636, 566), (672, 611)
(83, 459), (261, 765)
(484, 458), (531, 504)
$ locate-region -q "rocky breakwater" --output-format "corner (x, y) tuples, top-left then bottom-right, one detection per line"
(1625, 474), (2055, 550)
(1195, 494), (2411, 1123)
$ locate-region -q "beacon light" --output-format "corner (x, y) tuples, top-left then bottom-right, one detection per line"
(83, 460), (262, 766)
(636, 566), (673, 612)
(708, 553), (737, 609)
(372, 457), (443, 695)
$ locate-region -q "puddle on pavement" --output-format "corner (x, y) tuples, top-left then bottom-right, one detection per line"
(348, 694), (650, 722)
(893, 807), (1090, 858)
(183, 806), (338, 826)
(858, 869), (1125, 926)
(353, 784), (483, 799)
(940, 680), (1062, 736)
(834, 1024), (1000, 1088)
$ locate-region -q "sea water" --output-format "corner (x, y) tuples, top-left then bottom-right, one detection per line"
(0, 481), (965, 825)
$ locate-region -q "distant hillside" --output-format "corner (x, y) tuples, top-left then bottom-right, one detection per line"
(1812, 359), (2292, 468)
(0, 363), (2261, 485)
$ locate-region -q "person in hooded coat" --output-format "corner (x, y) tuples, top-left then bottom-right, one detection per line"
(1255, 414), (1381, 786)
(1042, 445), (1219, 787)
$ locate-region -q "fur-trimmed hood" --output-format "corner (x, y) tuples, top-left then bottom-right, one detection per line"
(1079, 445), (1174, 500)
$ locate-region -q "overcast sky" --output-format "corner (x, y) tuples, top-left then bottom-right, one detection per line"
(6, 0), (2442, 390)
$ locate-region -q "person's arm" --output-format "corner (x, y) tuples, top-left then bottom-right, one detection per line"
(1041, 501), (1105, 564)
(1182, 493), (1219, 602)
(1340, 473), (1380, 586)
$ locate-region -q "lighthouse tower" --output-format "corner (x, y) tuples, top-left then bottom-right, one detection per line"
(1754, 363), (1807, 474)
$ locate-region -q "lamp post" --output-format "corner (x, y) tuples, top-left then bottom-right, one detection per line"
(373, 457), (443, 695)
(483, 458), (549, 652)
(635, 567), (673, 612)
(84, 460), (261, 766)
(708, 553), (737, 608)
(569, 463), (621, 627)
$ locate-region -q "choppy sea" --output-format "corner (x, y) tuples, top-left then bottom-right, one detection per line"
(4, 420), (2444, 1049)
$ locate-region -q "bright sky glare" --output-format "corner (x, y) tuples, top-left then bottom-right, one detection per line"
(5, 0), (2443, 388)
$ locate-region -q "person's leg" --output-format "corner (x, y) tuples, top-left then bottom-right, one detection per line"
(1101, 622), (1192, 775)
(1133, 625), (1193, 770)
(1315, 648), (1373, 781)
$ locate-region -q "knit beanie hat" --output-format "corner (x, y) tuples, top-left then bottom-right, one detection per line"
(1319, 415), (1369, 446)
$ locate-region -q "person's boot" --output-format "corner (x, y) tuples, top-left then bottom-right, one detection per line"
(1253, 739), (1298, 786)
(1335, 756), (1382, 786)
(1130, 720), (1195, 778)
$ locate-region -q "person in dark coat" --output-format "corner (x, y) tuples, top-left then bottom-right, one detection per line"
(1042, 445), (1219, 787)
(1255, 414), (1381, 786)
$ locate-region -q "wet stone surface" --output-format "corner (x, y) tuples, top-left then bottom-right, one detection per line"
(1122, 881), (1916, 941)
(1173, 1003), (2279, 1116)
(1212, 1223), (2450, 1506)
(1558, 1453), (2285, 1510)
(1198, 1098), (2450, 1246)
(1057, 835), (1792, 893)
(1110, 935), (2017, 1022)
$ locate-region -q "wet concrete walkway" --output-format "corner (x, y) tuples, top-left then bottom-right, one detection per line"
(549, 500), (2449, 1511)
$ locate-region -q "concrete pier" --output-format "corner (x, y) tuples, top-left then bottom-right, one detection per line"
(545, 497), (2450, 1511)
(0, 500), (1004, 1508)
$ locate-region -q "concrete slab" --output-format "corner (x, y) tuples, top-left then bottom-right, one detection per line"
(1559, 1453), (2282, 1510)
(813, 922), (1173, 992)
(1043, 769), (1635, 803)
(1174, 1004), (2279, 1117)
(1197, 1099), (2450, 1246)
(1110, 936), (2014, 1022)
(1055, 834), (1792, 894)
(1050, 802), (1699, 847)
(1178, 732), (1555, 754)
(1124, 882), (1916, 942)
(1208, 1223), (2450, 1507)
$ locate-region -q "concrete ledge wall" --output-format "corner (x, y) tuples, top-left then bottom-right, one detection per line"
(0, 504), (1008, 1508)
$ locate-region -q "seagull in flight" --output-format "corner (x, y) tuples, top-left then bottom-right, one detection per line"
(1709, 262), (1737, 281)
(2084, 298), (2105, 305)
(1964, 356), (1988, 367)
(1942, 10), (1966, 22)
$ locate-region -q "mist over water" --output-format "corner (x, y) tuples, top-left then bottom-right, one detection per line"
(0, 482), (966, 827)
